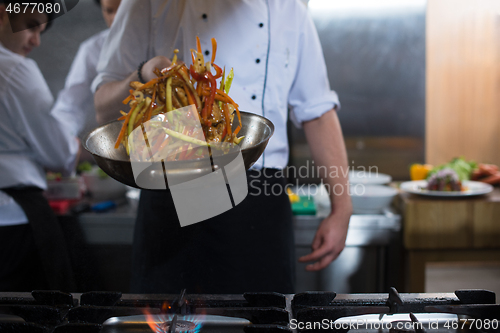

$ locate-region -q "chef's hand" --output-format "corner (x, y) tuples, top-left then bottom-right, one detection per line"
(95, 55), (172, 124)
(141, 56), (171, 82)
(298, 205), (351, 271)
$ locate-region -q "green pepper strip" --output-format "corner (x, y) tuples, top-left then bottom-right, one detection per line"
(225, 68), (234, 94)
(166, 77), (173, 112)
(219, 67), (226, 109)
(127, 100), (146, 137)
(162, 127), (212, 148)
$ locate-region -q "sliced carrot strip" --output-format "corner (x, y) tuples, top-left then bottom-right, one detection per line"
(114, 111), (133, 149)
(211, 38), (217, 64)
(234, 125), (241, 136)
(196, 36), (201, 54)
(222, 103), (232, 138)
(137, 78), (160, 90)
(122, 94), (133, 105)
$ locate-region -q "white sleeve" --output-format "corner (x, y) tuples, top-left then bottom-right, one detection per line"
(8, 61), (79, 175)
(51, 40), (97, 137)
(288, 10), (340, 127)
(91, 0), (152, 92)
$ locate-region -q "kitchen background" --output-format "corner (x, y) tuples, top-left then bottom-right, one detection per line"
(29, 0), (500, 297)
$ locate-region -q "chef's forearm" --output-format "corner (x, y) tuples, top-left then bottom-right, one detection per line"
(303, 109), (352, 216)
(94, 70), (139, 124)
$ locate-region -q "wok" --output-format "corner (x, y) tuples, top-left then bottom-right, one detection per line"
(82, 111), (274, 189)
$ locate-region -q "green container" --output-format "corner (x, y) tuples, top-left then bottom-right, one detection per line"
(291, 196), (316, 215)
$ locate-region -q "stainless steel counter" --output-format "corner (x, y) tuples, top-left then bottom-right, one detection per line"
(77, 204), (136, 245)
(294, 209), (402, 293)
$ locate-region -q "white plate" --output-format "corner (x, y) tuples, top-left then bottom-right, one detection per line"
(349, 171), (392, 185)
(400, 180), (493, 197)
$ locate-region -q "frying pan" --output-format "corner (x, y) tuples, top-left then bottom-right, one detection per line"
(82, 111), (274, 189)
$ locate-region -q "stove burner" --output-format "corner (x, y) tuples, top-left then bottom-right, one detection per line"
(159, 319), (196, 333)
(0, 289), (498, 333)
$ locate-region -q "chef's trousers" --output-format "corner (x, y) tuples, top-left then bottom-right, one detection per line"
(0, 187), (76, 291)
(131, 168), (295, 294)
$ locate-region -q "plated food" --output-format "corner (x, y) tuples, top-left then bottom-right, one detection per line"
(400, 180), (493, 197)
(426, 168), (463, 191)
(114, 37), (243, 162)
(402, 157), (497, 196)
(408, 157), (500, 193)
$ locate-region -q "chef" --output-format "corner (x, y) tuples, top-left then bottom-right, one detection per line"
(51, 0), (121, 139)
(93, 0), (352, 294)
(0, 0), (79, 291)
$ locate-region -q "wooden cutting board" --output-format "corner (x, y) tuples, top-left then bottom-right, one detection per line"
(398, 187), (500, 249)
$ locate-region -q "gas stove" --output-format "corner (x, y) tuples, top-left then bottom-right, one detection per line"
(0, 288), (498, 332)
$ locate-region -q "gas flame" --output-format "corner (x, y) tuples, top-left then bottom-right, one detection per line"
(158, 314), (205, 333)
(142, 300), (205, 333)
(142, 304), (163, 331)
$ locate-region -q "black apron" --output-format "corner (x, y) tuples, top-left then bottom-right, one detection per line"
(131, 169), (295, 294)
(2, 186), (76, 291)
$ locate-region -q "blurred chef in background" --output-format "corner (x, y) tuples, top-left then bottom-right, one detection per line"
(51, 0), (121, 139)
(0, 0), (79, 291)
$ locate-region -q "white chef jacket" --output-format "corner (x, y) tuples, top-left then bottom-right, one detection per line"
(52, 29), (109, 138)
(0, 42), (79, 226)
(92, 0), (340, 169)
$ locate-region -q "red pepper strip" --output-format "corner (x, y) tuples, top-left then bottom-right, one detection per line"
(177, 66), (202, 113)
(220, 126), (227, 142)
(212, 63), (223, 79)
(222, 103), (232, 138)
(202, 72), (217, 122)
(211, 38), (217, 64)
(190, 64), (205, 81)
(114, 111), (133, 149)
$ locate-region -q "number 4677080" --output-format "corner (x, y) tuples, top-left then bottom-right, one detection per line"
(6, 2), (61, 14)
(445, 319), (499, 330)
